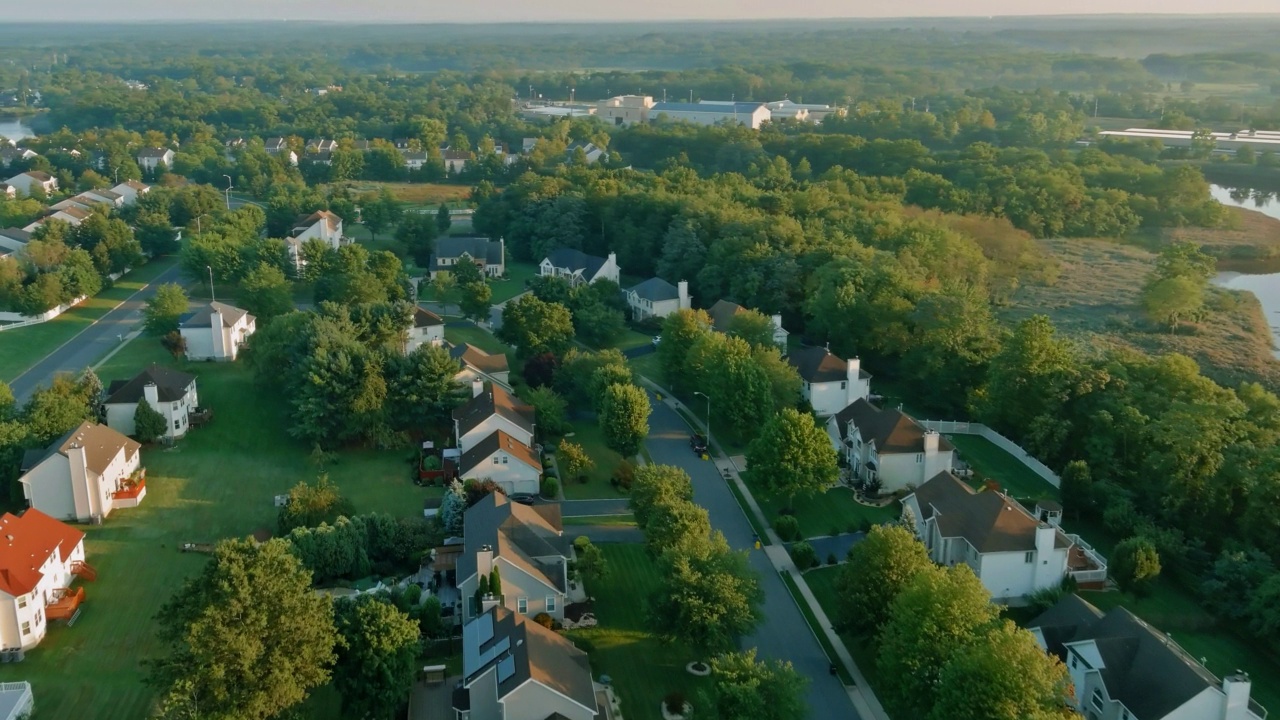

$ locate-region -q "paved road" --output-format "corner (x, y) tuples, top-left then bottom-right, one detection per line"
(557, 498), (630, 517)
(644, 396), (860, 720)
(9, 263), (183, 403)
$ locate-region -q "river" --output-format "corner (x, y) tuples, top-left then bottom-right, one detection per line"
(1207, 184), (1280, 357)
(1210, 182), (1280, 222)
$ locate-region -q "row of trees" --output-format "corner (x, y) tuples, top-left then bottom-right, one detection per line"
(0, 371), (102, 504)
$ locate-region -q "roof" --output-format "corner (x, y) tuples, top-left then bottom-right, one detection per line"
(459, 430), (542, 475)
(0, 227), (31, 243)
(462, 607), (597, 713)
(453, 385), (534, 437)
(788, 346), (869, 383)
(459, 493), (570, 594)
(47, 421), (140, 476)
(833, 398), (952, 455)
(85, 188), (123, 201)
(707, 299), (748, 332)
(627, 277), (679, 302)
(450, 343), (510, 375)
(652, 101), (767, 114)
(21, 170), (53, 181)
(0, 508), (86, 597)
(434, 237), (504, 267)
(112, 180), (149, 192)
(53, 206), (92, 221)
(179, 301), (252, 329)
(906, 471), (1070, 554)
(138, 147), (172, 158)
(293, 210), (342, 233)
(414, 306), (444, 328)
(543, 248), (608, 280)
(105, 364), (196, 405)
(443, 150), (471, 161)
(1030, 596), (1266, 720)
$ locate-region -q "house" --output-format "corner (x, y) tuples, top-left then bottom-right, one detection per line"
(0, 228), (30, 257)
(453, 383), (535, 453)
(766, 99), (844, 123)
(4, 171), (57, 197)
(444, 150), (471, 174)
(136, 147), (174, 172)
(0, 509), (95, 651)
(787, 346), (871, 417)
(24, 206), (91, 232)
(262, 138), (299, 166)
(0, 184), (12, 199)
(1030, 595), (1264, 720)
(0, 681), (34, 720)
(402, 150), (430, 171)
(49, 196), (97, 213)
(450, 343), (512, 390)
(406, 306), (445, 354)
(521, 138), (540, 154)
(306, 138), (338, 153)
(624, 278), (690, 321)
(458, 493), (569, 622)
(707, 299), (788, 351)
(429, 236), (506, 279)
(178, 301), (256, 361)
(458, 430), (542, 494)
(18, 421), (144, 523)
(538, 249), (619, 287)
(650, 101), (772, 129)
(103, 365), (199, 440)
(0, 147), (37, 168)
(79, 188), (124, 208)
(566, 142), (605, 164)
(306, 150), (333, 166)
(901, 471), (1105, 600)
(109, 180), (150, 206)
(454, 606), (599, 720)
(827, 399), (953, 493)
(597, 94), (656, 126)
(286, 210), (345, 268)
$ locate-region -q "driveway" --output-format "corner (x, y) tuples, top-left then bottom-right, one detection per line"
(644, 396), (860, 720)
(798, 533), (866, 565)
(9, 262), (184, 403)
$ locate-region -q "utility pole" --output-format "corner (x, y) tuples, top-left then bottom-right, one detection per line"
(207, 265), (215, 303)
(222, 175), (233, 210)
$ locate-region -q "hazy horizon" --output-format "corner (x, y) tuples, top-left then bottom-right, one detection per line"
(17, 1), (1280, 23)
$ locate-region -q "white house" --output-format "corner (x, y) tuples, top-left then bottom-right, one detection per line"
(79, 188), (124, 208)
(453, 384), (536, 453)
(49, 196), (97, 213)
(429, 237), (506, 279)
(901, 471), (1105, 601)
(402, 150), (430, 171)
(450, 343), (512, 391)
(0, 147), (38, 168)
(650, 101), (772, 129)
(565, 142), (605, 164)
(766, 99), (845, 123)
(707, 299), (788, 351)
(827, 399), (953, 493)
(787, 346), (871, 417)
(454, 606), (598, 720)
(0, 681), (34, 720)
(1030, 595), (1264, 720)
(0, 228), (31, 257)
(0, 509), (94, 652)
(103, 365), (199, 440)
(406, 306), (445, 354)
(109, 180), (150, 206)
(444, 150), (470, 174)
(458, 430), (542, 494)
(597, 95), (655, 126)
(306, 138), (338, 153)
(624, 278), (690, 321)
(4, 171), (57, 197)
(286, 210), (345, 269)
(538, 248), (619, 287)
(24, 206), (91, 232)
(136, 147), (174, 172)
(0, 184), (12, 200)
(18, 421), (144, 523)
(178, 301), (256, 361)
(458, 493), (569, 623)
(262, 138), (299, 166)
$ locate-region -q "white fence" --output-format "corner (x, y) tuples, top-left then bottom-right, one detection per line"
(0, 268), (128, 331)
(0, 681), (33, 720)
(920, 420), (1061, 489)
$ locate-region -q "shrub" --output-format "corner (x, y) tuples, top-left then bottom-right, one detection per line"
(829, 526), (841, 538)
(611, 460), (636, 491)
(827, 552), (838, 566)
(573, 535), (591, 551)
(533, 612), (554, 629)
(790, 541), (817, 570)
(773, 515), (799, 541)
(1113, 536), (1162, 596)
(540, 476), (560, 499)
(664, 691), (687, 715)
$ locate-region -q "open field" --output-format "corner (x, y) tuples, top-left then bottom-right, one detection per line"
(560, 417), (628, 500)
(490, 261), (538, 304)
(741, 471), (898, 540)
(0, 258), (178, 382)
(339, 181), (472, 207)
(15, 351), (438, 720)
(945, 434), (1060, 502)
(566, 544), (709, 720)
(1139, 205), (1280, 260)
(444, 324), (510, 356)
(562, 513), (636, 527)
(1005, 237), (1280, 389)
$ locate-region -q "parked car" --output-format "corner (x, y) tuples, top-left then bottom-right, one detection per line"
(509, 493), (537, 505)
(690, 433), (708, 455)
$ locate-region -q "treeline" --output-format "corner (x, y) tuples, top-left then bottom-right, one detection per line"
(0, 370), (103, 504)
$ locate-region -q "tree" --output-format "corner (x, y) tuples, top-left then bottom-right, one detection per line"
(701, 649), (809, 720)
(278, 474), (355, 534)
(333, 595), (420, 720)
(496, 294), (575, 358)
(439, 480), (467, 536)
(1248, 574), (1280, 643)
(629, 464), (694, 529)
(745, 408), (837, 510)
(645, 496), (712, 558)
(395, 212), (438, 268)
(430, 272), (457, 316)
(649, 532), (763, 657)
(133, 400), (168, 443)
(524, 386), (569, 438)
(489, 566), (502, 598)
(239, 262), (295, 321)
(145, 282), (189, 336)
(436, 204), (452, 234)
(359, 188), (403, 241)
(458, 280), (493, 323)
(1059, 460), (1095, 518)
(162, 331), (188, 360)
(657, 308), (712, 396)
(877, 564), (1000, 719)
(928, 620), (1075, 720)
(522, 352), (560, 389)
(21, 373), (97, 445)
(388, 345), (464, 433)
(726, 309), (778, 350)
(599, 383), (650, 458)
(834, 524), (935, 635)
(1141, 275), (1204, 332)
(1111, 536), (1162, 595)
(148, 539), (337, 720)
(558, 439), (594, 482)
(573, 538), (608, 586)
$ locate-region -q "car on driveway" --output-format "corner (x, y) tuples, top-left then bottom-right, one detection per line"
(690, 433), (708, 455)
(509, 493), (537, 505)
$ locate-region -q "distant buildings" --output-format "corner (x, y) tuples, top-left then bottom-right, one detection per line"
(1098, 127), (1280, 154)
(595, 95), (841, 130)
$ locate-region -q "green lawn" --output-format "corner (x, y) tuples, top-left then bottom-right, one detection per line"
(562, 513), (637, 527)
(95, 334), (175, 379)
(560, 418), (628, 500)
(567, 544), (710, 720)
(594, 330), (654, 353)
(490, 261), (539, 304)
(0, 258), (179, 382)
(945, 434), (1060, 502)
(627, 352), (663, 384)
(741, 472), (899, 540)
(17, 354), (440, 720)
(444, 324), (510, 356)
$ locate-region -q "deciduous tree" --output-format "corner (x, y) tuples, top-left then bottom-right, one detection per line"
(649, 532), (763, 658)
(133, 399), (167, 443)
(1111, 536), (1162, 595)
(599, 382), (650, 457)
(834, 524), (935, 634)
(496, 294), (574, 358)
(558, 439), (594, 482)
(239, 262), (294, 321)
(745, 408), (837, 510)
(145, 282), (189, 336)
(928, 621), (1076, 720)
(701, 649), (809, 720)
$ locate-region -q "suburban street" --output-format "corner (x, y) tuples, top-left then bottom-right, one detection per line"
(9, 262), (184, 404)
(643, 395), (861, 720)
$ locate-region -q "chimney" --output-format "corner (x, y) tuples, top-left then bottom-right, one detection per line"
(472, 378), (484, 398)
(847, 356), (861, 384)
(210, 307), (225, 357)
(481, 596), (501, 614)
(677, 280), (690, 310)
(923, 429), (939, 454)
(143, 382), (160, 408)
(607, 252), (618, 274)
(1223, 673), (1252, 720)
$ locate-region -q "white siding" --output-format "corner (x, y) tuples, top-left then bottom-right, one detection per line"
(460, 450), (540, 495)
(20, 456), (77, 522)
(457, 416), (534, 455)
(503, 680), (595, 720)
(181, 326), (217, 361)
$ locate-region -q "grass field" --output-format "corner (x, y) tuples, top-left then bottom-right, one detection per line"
(562, 513), (637, 527)
(560, 417), (628, 500)
(803, 566), (885, 695)
(627, 352), (663, 383)
(340, 181), (471, 207)
(490, 262), (538, 304)
(0, 258), (178, 383)
(945, 434), (1060, 502)
(15, 351), (439, 720)
(566, 544), (709, 720)
(444, 324), (510, 356)
(594, 330), (654, 353)
(741, 472), (898, 540)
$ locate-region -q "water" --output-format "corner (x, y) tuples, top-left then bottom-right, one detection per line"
(0, 117), (35, 142)
(1210, 183), (1280, 222)
(1213, 270), (1280, 358)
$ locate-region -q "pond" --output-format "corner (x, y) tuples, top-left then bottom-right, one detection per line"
(1213, 269), (1280, 359)
(0, 117), (35, 142)
(1211, 183), (1280, 222)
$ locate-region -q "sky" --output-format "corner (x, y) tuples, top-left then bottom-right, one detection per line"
(20, 0), (1280, 22)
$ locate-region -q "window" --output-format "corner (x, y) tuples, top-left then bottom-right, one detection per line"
(916, 453), (923, 463)
(1024, 551), (1035, 564)
(1121, 711), (1130, 720)
(517, 597), (528, 614)
(492, 456), (500, 465)
(1070, 654), (1078, 669)
(1090, 689), (1105, 712)
(546, 596), (557, 613)
(17, 596), (26, 609)
(174, 420), (181, 430)
(172, 402), (179, 411)
(840, 381), (847, 390)
(500, 456), (508, 465)
(21, 621), (30, 636)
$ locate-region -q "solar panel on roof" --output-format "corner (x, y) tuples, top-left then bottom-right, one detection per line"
(477, 612), (494, 645)
(497, 655), (516, 683)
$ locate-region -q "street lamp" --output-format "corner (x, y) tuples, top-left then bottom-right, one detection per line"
(693, 391), (712, 454)
(206, 265), (215, 303)
(222, 175), (234, 210)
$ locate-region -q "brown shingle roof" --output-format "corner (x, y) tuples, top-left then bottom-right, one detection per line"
(23, 170), (53, 182)
(414, 306), (444, 328)
(787, 346), (869, 383)
(834, 399), (952, 455)
(179, 301), (252, 329)
(43, 421), (141, 476)
(459, 493), (569, 594)
(459, 430), (542, 475)
(707, 299), (747, 333)
(908, 471), (1070, 553)
(453, 385), (533, 437)
(450, 343), (509, 375)
(293, 210), (342, 233)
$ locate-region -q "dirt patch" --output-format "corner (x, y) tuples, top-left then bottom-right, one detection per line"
(252, 527), (273, 543)
(1137, 207), (1280, 260)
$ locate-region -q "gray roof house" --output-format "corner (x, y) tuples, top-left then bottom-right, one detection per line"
(457, 493), (571, 624)
(538, 248), (619, 287)
(624, 278), (690, 321)
(103, 365), (199, 439)
(429, 236), (506, 278)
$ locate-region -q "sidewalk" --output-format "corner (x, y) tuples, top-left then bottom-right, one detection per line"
(636, 376), (891, 720)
